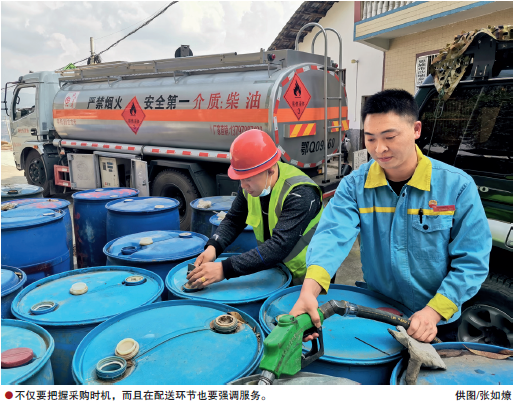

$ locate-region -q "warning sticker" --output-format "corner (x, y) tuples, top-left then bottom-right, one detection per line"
(283, 74), (311, 120)
(63, 91), (80, 109)
(122, 97), (146, 135)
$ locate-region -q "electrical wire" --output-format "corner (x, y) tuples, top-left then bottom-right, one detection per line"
(94, 4), (167, 41)
(95, 1), (177, 57)
(57, 1), (178, 71)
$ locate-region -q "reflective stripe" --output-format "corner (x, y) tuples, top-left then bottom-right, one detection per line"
(359, 207), (396, 214)
(358, 207), (455, 215)
(283, 223), (318, 263)
(275, 175), (318, 220)
(407, 209), (455, 216)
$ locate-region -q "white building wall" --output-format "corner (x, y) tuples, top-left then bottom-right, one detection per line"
(298, 1), (384, 148)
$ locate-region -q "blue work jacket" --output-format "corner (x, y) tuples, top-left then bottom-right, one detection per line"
(305, 146), (491, 324)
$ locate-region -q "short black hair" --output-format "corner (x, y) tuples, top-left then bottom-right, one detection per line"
(361, 89), (419, 123)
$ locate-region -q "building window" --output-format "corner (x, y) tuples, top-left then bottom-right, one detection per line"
(415, 53), (438, 91)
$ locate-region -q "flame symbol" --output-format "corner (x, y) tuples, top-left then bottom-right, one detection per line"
(130, 103), (137, 116)
(294, 82), (301, 97)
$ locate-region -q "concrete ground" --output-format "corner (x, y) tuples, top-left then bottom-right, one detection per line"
(1, 150), (363, 285)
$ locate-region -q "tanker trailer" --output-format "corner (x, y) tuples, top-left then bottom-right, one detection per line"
(7, 33), (349, 230)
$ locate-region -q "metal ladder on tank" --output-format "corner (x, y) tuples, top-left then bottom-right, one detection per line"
(295, 23), (345, 183)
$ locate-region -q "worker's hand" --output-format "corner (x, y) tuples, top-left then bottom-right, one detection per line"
(194, 246), (217, 267)
(289, 279), (323, 342)
(186, 261), (224, 289)
(408, 306), (443, 343)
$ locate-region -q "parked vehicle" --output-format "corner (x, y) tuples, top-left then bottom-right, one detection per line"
(3, 25), (348, 230)
(415, 25), (513, 348)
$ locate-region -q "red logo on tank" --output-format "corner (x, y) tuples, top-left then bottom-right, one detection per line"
(122, 97), (146, 134)
(283, 74), (311, 120)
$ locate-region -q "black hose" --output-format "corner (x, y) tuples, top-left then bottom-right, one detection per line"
(355, 305), (441, 344)
(356, 305), (411, 328)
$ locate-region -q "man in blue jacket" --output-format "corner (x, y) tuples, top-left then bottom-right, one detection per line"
(290, 89), (491, 343)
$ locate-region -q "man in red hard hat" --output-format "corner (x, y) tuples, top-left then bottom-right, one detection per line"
(187, 129), (324, 288)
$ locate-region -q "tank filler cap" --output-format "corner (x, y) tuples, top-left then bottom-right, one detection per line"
(95, 189), (103, 192)
(1, 348), (34, 368)
(213, 314), (238, 333)
(179, 233), (192, 238)
(115, 338), (139, 360)
(30, 301), (58, 315)
(109, 195), (118, 198)
(123, 199), (134, 202)
(7, 189), (19, 195)
(154, 205), (165, 209)
(123, 275), (146, 286)
(42, 212), (55, 216)
(95, 356), (127, 380)
(70, 282), (88, 295)
(139, 237), (153, 246)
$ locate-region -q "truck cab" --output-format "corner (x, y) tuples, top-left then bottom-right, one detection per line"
(8, 71), (61, 196)
(415, 28), (513, 348)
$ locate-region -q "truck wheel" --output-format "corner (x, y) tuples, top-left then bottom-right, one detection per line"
(151, 169), (200, 231)
(25, 150), (50, 197)
(458, 274), (513, 348)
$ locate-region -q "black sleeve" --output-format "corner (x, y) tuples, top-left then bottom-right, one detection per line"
(205, 185), (248, 257)
(222, 185), (322, 279)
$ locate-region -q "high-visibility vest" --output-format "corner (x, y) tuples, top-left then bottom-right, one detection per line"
(243, 161), (323, 279)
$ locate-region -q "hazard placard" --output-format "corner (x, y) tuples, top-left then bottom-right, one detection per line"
(122, 97), (146, 135)
(283, 74), (311, 120)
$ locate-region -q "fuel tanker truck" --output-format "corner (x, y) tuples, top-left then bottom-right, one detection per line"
(5, 26), (348, 229)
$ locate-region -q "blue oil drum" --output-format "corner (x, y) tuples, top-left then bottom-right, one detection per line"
(104, 230), (208, 299)
(166, 254), (291, 322)
(391, 342), (513, 385)
(11, 266), (163, 385)
(1, 208), (70, 286)
(1, 184), (44, 201)
(259, 285), (414, 385)
(6, 199), (74, 270)
(1, 266), (27, 319)
(72, 188), (139, 268)
(190, 196), (235, 237)
(2, 319), (55, 385)
(72, 300), (264, 385)
(209, 215), (258, 253)
(106, 197), (180, 242)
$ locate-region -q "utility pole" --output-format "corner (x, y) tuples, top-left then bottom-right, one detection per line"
(89, 37), (96, 64)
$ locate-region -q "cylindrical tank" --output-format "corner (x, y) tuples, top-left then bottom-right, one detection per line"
(1, 319), (55, 385)
(72, 188), (139, 268)
(1, 208), (70, 286)
(53, 51), (347, 169)
(11, 266), (163, 385)
(191, 196), (235, 237)
(259, 285), (414, 385)
(229, 372), (359, 385)
(104, 230), (208, 300)
(72, 300), (264, 385)
(1, 266), (27, 319)
(166, 254), (291, 321)
(1, 184), (44, 201)
(106, 196), (180, 242)
(6, 198), (74, 270)
(390, 342), (513, 385)
(209, 215), (258, 253)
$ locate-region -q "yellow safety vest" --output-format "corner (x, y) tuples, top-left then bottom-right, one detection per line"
(243, 161), (323, 279)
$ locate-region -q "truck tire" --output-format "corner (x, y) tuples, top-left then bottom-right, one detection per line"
(25, 150), (51, 197)
(458, 274), (513, 348)
(151, 169), (200, 231)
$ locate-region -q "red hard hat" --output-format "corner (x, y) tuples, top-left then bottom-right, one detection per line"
(228, 130), (281, 180)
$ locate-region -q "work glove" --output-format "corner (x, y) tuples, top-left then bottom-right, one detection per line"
(388, 326), (446, 385)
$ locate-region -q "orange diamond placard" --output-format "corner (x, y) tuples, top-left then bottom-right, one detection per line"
(122, 97), (146, 134)
(283, 74), (311, 120)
